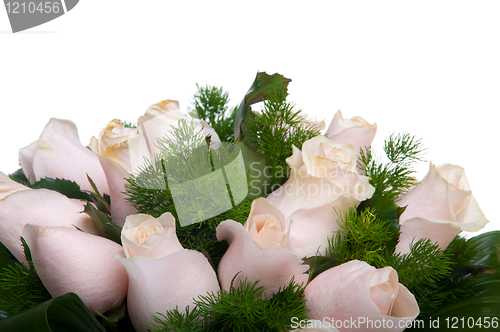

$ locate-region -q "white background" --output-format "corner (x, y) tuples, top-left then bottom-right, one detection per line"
(1, 1), (499, 233)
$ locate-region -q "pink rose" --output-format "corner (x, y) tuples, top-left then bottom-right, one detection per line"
(267, 135), (375, 257)
(325, 110), (377, 157)
(304, 260), (419, 332)
(19, 118), (109, 194)
(395, 163), (489, 254)
(89, 119), (141, 226)
(0, 188), (99, 263)
(22, 224), (128, 314)
(116, 212), (219, 332)
(217, 198), (309, 297)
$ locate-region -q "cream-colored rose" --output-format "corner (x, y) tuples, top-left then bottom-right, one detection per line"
(19, 118), (109, 194)
(0, 188), (99, 263)
(22, 224), (128, 314)
(304, 260), (419, 332)
(395, 163), (489, 254)
(217, 198), (308, 296)
(267, 135), (375, 258)
(121, 213), (182, 258)
(245, 197), (290, 251)
(325, 110), (377, 157)
(218, 198), (308, 297)
(116, 212), (220, 332)
(89, 119), (141, 226)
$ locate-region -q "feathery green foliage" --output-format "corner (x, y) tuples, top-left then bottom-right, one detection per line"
(152, 279), (308, 332)
(0, 239), (51, 316)
(390, 239), (453, 315)
(244, 94), (322, 192)
(151, 306), (204, 332)
(124, 120), (253, 270)
(189, 84), (236, 142)
(328, 207), (394, 268)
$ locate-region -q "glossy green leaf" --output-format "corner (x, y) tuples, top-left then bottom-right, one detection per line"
(235, 141), (270, 197)
(30, 177), (92, 201)
(0, 293), (105, 332)
(233, 72), (291, 141)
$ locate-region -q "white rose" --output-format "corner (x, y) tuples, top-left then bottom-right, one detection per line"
(267, 135), (375, 258)
(325, 110), (377, 157)
(395, 163), (489, 254)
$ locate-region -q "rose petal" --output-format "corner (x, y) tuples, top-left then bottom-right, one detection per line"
(0, 171), (30, 200)
(396, 217), (461, 254)
(22, 224), (127, 314)
(137, 101), (221, 156)
(116, 249), (219, 332)
(304, 260), (419, 332)
(0, 189), (99, 263)
(398, 163), (471, 224)
(245, 198), (289, 251)
(20, 118), (109, 194)
(96, 154), (138, 227)
(121, 213), (183, 258)
(217, 220), (309, 297)
(18, 141), (37, 184)
(325, 110), (377, 157)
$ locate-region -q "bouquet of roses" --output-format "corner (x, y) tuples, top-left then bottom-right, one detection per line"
(0, 72), (498, 332)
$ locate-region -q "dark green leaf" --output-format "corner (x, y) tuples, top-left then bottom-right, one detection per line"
(235, 141), (270, 197)
(8, 168), (30, 186)
(0, 293), (105, 332)
(233, 72), (291, 141)
(0, 242), (17, 272)
(30, 177), (92, 201)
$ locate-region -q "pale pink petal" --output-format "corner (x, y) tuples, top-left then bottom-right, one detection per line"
(22, 118), (109, 194)
(121, 213), (183, 258)
(304, 260), (419, 332)
(288, 196), (358, 258)
(398, 164), (471, 224)
(305, 260), (381, 321)
(96, 154), (138, 227)
(370, 267), (398, 316)
(0, 189), (99, 263)
(137, 101), (221, 156)
(22, 224), (128, 314)
(0, 171), (30, 200)
(325, 111), (377, 157)
(18, 141), (37, 184)
(116, 249), (219, 332)
(217, 220), (309, 297)
(396, 217), (461, 254)
(245, 198), (288, 250)
(454, 196), (489, 232)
